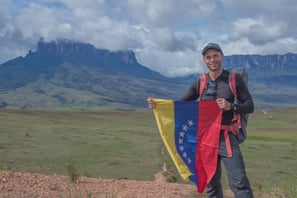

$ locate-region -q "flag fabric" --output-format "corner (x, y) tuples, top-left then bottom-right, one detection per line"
(152, 99), (222, 193)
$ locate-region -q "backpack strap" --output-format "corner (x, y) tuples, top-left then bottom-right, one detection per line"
(229, 71), (242, 128)
(229, 71), (237, 97)
(199, 73), (207, 98)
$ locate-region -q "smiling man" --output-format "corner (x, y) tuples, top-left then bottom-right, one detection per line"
(195, 43), (254, 198)
(148, 43), (254, 198)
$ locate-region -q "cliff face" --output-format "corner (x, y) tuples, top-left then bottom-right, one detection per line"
(0, 40), (175, 108)
(35, 40), (138, 66)
(223, 53), (297, 69)
(0, 40), (165, 89)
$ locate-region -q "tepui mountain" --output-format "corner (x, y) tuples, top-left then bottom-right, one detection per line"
(0, 40), (296, 109)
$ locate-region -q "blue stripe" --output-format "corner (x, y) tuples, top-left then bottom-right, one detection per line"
(174, 101), (199, 184)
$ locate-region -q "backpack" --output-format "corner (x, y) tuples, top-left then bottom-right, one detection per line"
(199, 68), (249, 144)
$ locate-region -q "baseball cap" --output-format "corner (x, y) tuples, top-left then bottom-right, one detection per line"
(202, 43), (223, 55)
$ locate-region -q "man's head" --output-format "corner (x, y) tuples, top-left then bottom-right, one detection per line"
(202, 43), (224, 72)
(202, 43), (223, 56)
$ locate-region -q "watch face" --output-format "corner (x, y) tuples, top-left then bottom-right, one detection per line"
(234, 104), (237, 111)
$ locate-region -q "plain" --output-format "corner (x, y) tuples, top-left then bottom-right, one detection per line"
(0, 106), (296, 197)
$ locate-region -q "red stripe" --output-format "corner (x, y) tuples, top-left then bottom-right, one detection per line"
(196, 100), (222, 193)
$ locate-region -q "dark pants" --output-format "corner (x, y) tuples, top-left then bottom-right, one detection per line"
(205, 132), (254, 198)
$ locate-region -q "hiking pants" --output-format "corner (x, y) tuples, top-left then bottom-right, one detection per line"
(205, 131), (254, 198)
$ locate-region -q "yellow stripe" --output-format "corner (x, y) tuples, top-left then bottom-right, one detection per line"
(152, 98), (192, 182)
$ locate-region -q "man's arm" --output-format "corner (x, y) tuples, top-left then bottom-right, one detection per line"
(235, 75), (254, 113)
(180, 79), (200, 101)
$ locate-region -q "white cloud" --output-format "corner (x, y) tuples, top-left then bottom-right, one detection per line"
(125, 0), (215, 27)
(229, 17), (288, 44)
(0, 0), (297, 76)
(136, 48), (206, 77)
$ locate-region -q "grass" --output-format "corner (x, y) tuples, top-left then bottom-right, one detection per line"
(0, 109), (163, 181)
(0, 106), (296, 197)
(241, 107), (297, 197)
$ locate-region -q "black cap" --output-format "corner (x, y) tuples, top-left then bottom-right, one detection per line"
(202, 43), (223, 55)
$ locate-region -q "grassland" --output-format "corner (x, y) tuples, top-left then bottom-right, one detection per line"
(0, 106), (296, 197)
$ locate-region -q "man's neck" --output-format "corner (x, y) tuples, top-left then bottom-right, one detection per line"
(208, 69), (223, 80)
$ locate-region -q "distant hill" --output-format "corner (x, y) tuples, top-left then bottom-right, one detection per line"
(0, 40), (296, 109)
(0, 40), (185, 109)
(223, 54), (297, 109)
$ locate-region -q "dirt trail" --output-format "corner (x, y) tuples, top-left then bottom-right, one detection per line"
(153, 163), (168, 183)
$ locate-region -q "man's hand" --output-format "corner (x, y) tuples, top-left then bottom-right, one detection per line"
(216, 98), (232, 111)
(147, 97), (155, 109)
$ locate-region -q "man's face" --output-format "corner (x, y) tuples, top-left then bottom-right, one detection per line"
(203, 49), (224, 72)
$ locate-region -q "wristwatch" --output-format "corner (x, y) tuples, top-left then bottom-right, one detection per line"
(232, 103), (238, 112)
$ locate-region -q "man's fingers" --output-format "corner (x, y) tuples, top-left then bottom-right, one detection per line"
(147, 97), (155, 109)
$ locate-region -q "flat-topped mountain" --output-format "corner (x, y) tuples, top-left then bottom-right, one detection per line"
(0, 40), (296, 109)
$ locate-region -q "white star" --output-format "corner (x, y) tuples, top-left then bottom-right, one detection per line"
(179, 146), (184, 151)
(179, 131), (185, 137)
(182, 125), (189, 131)
(188, 158), (192, 164)
(183, 152), (188, 158)
(178, 138), (184, 144)
(188, 120), (193, 126)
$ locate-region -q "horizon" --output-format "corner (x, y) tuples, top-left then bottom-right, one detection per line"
(1, 39), (296, 78)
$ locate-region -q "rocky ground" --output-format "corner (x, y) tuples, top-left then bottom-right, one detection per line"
(0, 170), (208, 198)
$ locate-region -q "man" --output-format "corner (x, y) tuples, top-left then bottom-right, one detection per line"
(147, 43), (254, 198)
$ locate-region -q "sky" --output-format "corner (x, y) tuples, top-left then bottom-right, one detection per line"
(1, 0), (297, 77)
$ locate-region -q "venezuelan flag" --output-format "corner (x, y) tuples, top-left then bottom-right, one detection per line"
(152, 99), (222, 193)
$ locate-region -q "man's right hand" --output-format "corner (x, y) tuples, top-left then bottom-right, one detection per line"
(147, 97), (155, 109)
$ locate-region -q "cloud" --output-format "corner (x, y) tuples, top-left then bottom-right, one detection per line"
(125, 0), (216, 27)
(221, 0), (297, 43)
(136, 48), (206, 77)
(229, 17), (288, 44)
(0, 0), (297, 77)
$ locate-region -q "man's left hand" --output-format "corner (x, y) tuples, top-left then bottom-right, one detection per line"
(216, 98), (232, 111)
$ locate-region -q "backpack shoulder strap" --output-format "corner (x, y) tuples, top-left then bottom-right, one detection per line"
(229, 71), (237, 98)
(229, 71), (242, 128)
(199, 73), (207, 97)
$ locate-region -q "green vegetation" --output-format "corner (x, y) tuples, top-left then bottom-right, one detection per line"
(0, 107), (296, 197)
(0, 109), (163, 181)
(243, 107), (297, 197)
